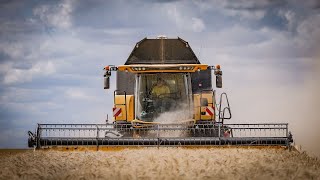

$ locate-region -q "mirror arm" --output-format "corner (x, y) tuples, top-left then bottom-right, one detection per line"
(103, 65), (117, 90)
(209, 65), (223, 88)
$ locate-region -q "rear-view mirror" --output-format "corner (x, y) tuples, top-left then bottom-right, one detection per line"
(104, 77), (110, 89)
(216, 75), (222, 88)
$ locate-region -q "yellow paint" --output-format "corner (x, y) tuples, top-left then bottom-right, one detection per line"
(114, 95), (134, 121)
(193, 93), (215, 121)
(113, 93), (216, 123)
(131, 119), (159, 128)
(117, 64), (208, 73)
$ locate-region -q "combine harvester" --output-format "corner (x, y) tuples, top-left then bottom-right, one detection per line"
(28, 36), (293, 150)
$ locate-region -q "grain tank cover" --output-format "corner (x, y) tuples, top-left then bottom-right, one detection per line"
(125, 37), (200, 65)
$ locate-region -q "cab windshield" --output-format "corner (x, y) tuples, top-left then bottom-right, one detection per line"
(135, 73), (191, 122)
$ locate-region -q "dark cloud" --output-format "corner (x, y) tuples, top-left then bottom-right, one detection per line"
(11, 61), (33, 70)
(142, 0), (180, 3)
(0, 52), (10, 62)
(223, 0), (287, 10)
(289, 0), (320, 9)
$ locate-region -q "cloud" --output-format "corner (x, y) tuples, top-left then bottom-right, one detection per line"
(65, 88), (96, 101)
(33, 0), (74, 30)
(191, 17), (205, 32)
(222, 0), (284, 9)
(224, 9), (266, 20)
(166, 4), (206, 32)
(194, 0), (285, 21)
(278, 10), (296, 30)
(296, 14), (320, 53)
(3, 61), (56, 84)
(0, 42), (27, 60)
(0, 87), (52, 103)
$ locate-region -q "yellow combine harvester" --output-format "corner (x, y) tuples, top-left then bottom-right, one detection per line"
(28, 36), (293, 149)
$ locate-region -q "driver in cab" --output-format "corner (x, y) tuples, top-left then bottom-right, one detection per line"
(151, 78), (172, 112)
(152, 78), (170, 98)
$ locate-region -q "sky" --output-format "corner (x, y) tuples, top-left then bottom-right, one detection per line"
(0, 0), (319, 156)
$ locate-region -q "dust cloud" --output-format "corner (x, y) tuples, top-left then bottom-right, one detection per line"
(221, 57), (320, 158)
(153, 103), (193, 124)
(0, 148), (319, 179)
(293, 59), (320, 157)
(152, 103), (193, 137)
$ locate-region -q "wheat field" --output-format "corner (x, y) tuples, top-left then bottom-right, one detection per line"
(0, 148), (319, 180)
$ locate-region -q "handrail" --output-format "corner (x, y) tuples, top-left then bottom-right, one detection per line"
(218, 92), (232, 123)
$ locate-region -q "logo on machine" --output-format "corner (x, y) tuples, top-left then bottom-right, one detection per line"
(113, 107), (122, 117)
(205, 106), (214, 116)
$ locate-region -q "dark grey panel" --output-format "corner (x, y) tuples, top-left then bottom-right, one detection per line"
(116, 71), (135, 95)
(125, 37), (200, 65)
(191, 69), (212, 93)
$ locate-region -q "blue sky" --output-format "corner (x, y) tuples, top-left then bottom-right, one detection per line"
(0, 0), (320, 155)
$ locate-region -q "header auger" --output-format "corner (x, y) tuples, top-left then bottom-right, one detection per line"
(28, 36), (293, 150)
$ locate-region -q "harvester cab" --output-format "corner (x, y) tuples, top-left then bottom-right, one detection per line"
(104, 37), (228, 125)
(28, 37), (293, 149)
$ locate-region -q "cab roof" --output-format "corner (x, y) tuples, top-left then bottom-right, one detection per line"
(125, 37), (200, 65)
